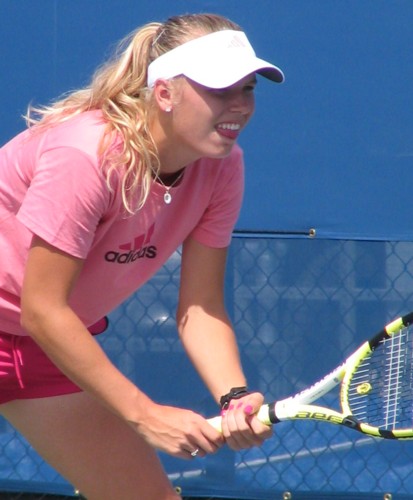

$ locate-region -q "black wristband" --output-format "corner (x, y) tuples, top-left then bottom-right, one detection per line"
(220, 386), (249, 410)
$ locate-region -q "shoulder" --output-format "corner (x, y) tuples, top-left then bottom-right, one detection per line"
(38, 110), (109, 158)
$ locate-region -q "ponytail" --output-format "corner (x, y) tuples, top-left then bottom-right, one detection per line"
(26, 14), (241, 213)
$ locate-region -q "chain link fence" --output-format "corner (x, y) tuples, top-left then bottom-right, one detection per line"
(1, 235), (413, 498)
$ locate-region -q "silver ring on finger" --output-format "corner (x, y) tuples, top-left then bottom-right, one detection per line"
(190, 448), (199, 457)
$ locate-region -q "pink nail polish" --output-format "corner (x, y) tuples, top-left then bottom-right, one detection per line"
(236, 401), (244, 409)
(229, 404), (234, 410)
(244, 404), (253, 415)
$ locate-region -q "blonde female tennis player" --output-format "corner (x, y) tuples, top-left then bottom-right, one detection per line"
(0, 13), (284, 499)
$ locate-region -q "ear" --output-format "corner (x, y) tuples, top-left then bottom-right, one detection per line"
(153, 79), (174, 113)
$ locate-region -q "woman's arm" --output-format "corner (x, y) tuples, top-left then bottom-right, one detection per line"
(177, 239), (245, 400)
(177, 237), (273, 449)
(21, 235), (223, 458)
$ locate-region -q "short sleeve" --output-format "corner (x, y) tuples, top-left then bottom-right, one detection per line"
(189, 146), (244, 248)
(17, 146), (111, 258)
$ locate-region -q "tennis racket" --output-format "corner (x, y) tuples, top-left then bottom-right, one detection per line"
(209, 311), (413, 439)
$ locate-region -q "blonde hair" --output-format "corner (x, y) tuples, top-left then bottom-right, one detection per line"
(26, 14), (241, 213)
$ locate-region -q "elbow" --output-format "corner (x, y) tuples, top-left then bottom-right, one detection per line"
(20, 298), (50, 337)
(176, 306), (188, 339)
(20, 304), (40, 335)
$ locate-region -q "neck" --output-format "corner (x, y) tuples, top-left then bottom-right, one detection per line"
(153, 168), (185, 186)
(149, 112), (200, 175)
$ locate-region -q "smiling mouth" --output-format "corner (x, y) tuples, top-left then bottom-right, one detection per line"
(216, 123), (241, 140)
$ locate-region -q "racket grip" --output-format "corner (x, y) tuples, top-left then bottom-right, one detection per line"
(207, 404), (272, 433)
(208, 416), (223, 432)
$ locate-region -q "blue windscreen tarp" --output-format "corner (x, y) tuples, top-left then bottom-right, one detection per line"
(2, 0), (413, 240)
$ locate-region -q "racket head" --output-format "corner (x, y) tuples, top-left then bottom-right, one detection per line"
(341, 312), (413, 439)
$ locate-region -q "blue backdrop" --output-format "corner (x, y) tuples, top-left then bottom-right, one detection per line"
(1, 1), (413, 499)
(2, 0), (413, 240)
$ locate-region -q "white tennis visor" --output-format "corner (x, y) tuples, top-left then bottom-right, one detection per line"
(147, 30), (284, 89)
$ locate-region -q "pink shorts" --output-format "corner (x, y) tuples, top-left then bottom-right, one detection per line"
(0, 319), (108, 405)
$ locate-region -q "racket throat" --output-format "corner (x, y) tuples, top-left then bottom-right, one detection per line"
(341, 415), (361, 430)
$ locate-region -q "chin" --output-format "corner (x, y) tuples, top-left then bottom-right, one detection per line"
(204, 143), (235, 159)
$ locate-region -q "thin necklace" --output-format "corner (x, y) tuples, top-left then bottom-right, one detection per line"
(152, 169), (185, 204)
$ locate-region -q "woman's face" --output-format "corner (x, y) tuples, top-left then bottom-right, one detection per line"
(167, 74), (256, 163)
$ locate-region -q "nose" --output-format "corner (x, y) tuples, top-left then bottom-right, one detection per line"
(228, 90), (254, 115)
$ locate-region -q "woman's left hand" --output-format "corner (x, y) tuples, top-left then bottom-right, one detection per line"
(219, 392), (273, 450)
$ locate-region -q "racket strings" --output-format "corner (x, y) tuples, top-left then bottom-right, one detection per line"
(347, 326), (413, 430)
(384, 328), (407, 429)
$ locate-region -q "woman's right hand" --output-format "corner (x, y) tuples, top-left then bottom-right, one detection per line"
(132, 401), (224, 459)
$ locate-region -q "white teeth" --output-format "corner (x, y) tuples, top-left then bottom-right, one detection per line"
(218, 123), (241, 131)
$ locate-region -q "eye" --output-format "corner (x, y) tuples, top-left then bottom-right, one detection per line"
(207, 88), (228, 97)
(208, 84), (255, 98)
(244, 80), (257, 93)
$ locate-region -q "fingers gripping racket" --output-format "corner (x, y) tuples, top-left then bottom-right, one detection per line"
(209, 312), (413, 439)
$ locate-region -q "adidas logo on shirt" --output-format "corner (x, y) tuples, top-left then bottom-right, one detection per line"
(104, 224), (157, 263)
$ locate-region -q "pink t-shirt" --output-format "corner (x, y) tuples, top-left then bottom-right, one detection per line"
(0, 111), (244, 335)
